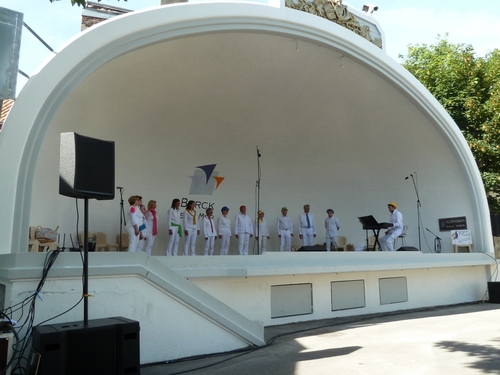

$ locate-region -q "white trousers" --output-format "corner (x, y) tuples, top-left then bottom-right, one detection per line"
(204, 236), (216, 255)
(326, 235), (338, 251)
(279, 230), (291, 252)
(166, 230), (180, 256)
(257, 235), (267, 254)
(301, 227), (314, 246)
(184, 228), (197, 256)
(219, 228), (231, 255)
(380, 231), (399, 251)
(144, 233), (155, 255)
(126, 227), (139, 252)
(238, 233), (250, 255)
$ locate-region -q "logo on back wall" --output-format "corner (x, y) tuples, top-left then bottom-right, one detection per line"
(188, 164), (225, 195)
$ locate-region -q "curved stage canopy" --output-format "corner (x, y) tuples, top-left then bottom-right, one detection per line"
(0, 1), (492, 255)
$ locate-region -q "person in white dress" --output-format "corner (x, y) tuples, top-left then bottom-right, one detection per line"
(183, 200), (199, 256)
(217, 206), (231, 255)
(255, 210), (270, 254)
(166, 198), (181, 256)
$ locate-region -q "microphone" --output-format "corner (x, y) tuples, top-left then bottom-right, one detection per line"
(256, 146), (261, 157)
(426, 227), (441, 240)
(405, 174), (413, 180)
(116, 186), (123, 189)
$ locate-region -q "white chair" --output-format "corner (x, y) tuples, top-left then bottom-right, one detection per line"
(28, 226), (41, 252)
(396, 225), (409, 248)
(95, 232), (119, 252)
(117, 233), (129, 251)
(336, 236), (347, 251)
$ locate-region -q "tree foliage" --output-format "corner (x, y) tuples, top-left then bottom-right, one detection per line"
(400, 36), (500, 213)
(50, 0), (127, 7)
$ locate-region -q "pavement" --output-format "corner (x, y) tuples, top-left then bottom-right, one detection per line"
(140, 302), (500, 375)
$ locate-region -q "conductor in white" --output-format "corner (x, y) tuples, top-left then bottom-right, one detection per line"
(299, 204), (316, 247)
(380, 202), (403, 251)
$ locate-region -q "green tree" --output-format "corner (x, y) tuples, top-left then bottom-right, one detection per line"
(400, 36), (500, 213)
(50, 0), (127, 7)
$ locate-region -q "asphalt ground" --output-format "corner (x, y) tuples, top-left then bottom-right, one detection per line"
(140, 302), (500, 375)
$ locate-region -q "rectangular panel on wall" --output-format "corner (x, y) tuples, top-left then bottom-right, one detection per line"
(331, 280), (365, 311)
(379, 277), (408, 305)
(271, 283), (312, 318)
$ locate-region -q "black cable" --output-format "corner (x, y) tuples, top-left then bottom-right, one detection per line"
(1, 247), (86, 375)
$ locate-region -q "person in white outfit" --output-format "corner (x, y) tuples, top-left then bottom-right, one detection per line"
(144, 200), (158, 255)
(255, 210), (270, 254)
(325, 208), (340, 251)
(203, 208), (217, 255)
(277, 207), (294, 252)
(234, 205), (253, 255)
(183, 200), (199, 256)
(166, 198), (182, 256)
(125, 195), (141, 252)
(299, 204), (316, 247)
(137, 202), (147, 252)
(380, 202), (403, 251)
(217, 206), (231, 255)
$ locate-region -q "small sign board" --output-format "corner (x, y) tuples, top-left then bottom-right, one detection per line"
(451, 230), (472, 245)
(438, 216), (467, 231)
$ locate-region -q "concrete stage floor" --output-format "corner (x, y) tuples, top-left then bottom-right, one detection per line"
(141, 302), (500, 375)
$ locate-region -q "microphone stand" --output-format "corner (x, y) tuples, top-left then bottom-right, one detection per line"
(410, 173), (421, 251)
(256, 146), (261, 255)
(118, 187), (126, 251)
(426, 227), (442, 253)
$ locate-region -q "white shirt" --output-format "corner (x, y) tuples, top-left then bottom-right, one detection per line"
(389, 209), (403, 235)
(325, 216), (340, 236)
(126, 205), (141, 229)
(299, 212), (316, 235)
(217, 215), (231, 235)
(255, 218), (270, 237)
(234, 213), (253, 234)
(167, 207), (180, 230)
(203, 216), (217, 237)
(183, 209), (199, 230)
(277, 215), (293, 234)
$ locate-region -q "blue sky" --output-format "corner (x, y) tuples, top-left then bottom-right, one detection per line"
(1, 0), (499, 95)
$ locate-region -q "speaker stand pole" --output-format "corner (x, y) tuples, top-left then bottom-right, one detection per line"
(83, 197), (89, 325)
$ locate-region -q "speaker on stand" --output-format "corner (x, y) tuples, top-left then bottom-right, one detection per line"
(59, 132), (115, 325)
(31, 133), (141, 374)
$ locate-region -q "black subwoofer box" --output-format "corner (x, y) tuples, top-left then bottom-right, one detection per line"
(32, 316), (139, 375)
(396, 246), (420, 251)
(298, 246), (327, 251)
(488, 282), (500, 304)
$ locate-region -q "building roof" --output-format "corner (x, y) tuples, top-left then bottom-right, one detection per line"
(0, 99), (14, 131)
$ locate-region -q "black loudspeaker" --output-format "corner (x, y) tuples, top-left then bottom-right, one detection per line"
(396, 246), (420, 251)
(31, 317), (140, 375)
(298, 246), (327, 252)
(488, 282), (500, 304)
(490, 214), (500, 237)
(59, 132), (115, 200)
